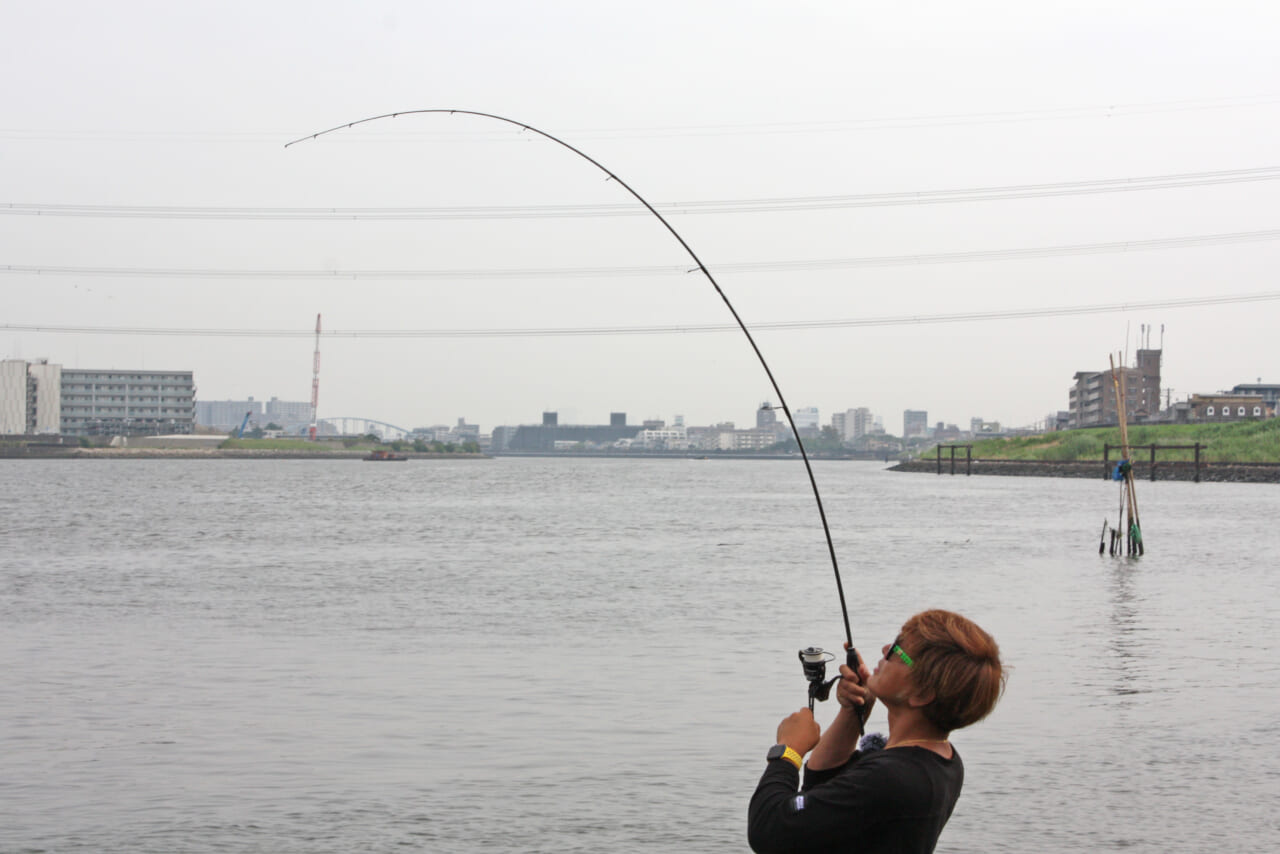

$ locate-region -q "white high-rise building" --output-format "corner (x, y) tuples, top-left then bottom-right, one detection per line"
(27, 361), (62, 433)
(1, 359), (63, 434)
(793, 406), (820, 437)
(0, 360), (28, 434)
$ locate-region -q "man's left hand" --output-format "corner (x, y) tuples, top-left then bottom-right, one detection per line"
(776, 708), (821, 755)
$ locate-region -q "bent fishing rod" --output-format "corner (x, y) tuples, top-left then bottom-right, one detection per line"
(287, 109), (860, 704)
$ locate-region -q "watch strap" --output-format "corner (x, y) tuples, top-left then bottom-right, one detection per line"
(766, 744), (803, 770)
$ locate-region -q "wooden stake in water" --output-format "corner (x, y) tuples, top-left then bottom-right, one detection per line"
(1109, 354), (1145, 556)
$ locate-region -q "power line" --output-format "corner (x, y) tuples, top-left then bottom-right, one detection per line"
(5, 227), (1279, 280)
(5, 292), (1277, 339)
(5, 166), (1280, 220)
(1, 93), (1277, 143)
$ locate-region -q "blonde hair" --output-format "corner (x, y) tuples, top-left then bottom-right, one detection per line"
(900, 609), (1006, 732)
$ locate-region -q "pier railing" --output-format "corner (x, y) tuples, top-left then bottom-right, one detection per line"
(932, 442), (1212, 482)
(935, 444), (974, 475)
(1102, 443), (1207, 483)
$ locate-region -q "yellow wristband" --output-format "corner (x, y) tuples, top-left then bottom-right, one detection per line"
(781, 746), (803, 770)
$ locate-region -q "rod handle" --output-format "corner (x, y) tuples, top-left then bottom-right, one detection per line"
(846, 646), (861, 683)
(846, 646), (868, 731)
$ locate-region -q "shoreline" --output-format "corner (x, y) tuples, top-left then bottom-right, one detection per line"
(0, 447), (487, 460)
(4, 447), (1278, 480)
(0, 444), (883, 462)
(889, 458), (1280, 483)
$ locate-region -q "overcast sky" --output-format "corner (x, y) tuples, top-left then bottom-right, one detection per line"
(3, 2), (1278, 433)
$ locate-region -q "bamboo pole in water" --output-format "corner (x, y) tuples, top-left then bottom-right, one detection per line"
(1109, 354), (1144, 556)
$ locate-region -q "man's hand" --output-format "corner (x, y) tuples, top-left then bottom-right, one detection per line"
(776, 708), (821, 755)
(837, 647), (876, 725)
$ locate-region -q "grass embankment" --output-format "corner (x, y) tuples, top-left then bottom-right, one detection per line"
(218, 438), (337, 451)
(218, 438), (482, 454)
(963, 420), (1280, 464)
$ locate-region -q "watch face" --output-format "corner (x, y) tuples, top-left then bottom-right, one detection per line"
(766, 744), (787, 761)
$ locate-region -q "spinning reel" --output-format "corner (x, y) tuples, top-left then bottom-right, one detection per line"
(798, 645), (861, 712)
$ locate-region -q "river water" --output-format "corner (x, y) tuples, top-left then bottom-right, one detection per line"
(2, 458), (1277, 852)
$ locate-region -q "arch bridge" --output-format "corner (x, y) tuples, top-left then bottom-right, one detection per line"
(318, 417), (414, 440)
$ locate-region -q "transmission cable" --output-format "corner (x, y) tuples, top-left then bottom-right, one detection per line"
(6, 291), (1277, 339)
(4, 227), (1279, 280)
(4, 166), (1280, 220)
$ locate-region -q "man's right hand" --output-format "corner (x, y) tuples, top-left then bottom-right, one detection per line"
(837, 648), (876, 724)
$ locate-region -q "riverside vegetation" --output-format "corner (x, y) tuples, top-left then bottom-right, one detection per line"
(950, 419), (1280, 463)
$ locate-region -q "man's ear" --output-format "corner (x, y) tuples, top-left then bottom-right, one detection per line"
(907, 690), (935, 709)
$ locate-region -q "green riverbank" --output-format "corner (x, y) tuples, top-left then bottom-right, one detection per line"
(949, 420), (1280, 463)
(895, 420), (1280, 482)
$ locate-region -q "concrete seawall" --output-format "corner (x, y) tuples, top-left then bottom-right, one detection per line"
(890, 459), (1280, 483)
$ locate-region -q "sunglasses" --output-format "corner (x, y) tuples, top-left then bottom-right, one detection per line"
(886, 635), (914, 668)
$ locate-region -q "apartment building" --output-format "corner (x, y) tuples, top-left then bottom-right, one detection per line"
(60, 368), (196, 435)
(1068, 349), (1161, 428)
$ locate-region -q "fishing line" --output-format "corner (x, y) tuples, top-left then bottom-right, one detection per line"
(286, 109), (857, 660)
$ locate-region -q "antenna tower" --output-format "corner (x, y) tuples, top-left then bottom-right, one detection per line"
(309, 313), (321, 441)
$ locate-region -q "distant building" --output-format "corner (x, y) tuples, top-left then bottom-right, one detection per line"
(412, 424), (454, 442)
(1, 360), (34, 433)
(264, 397), (311, 429)
(903, 410), (928, 439)
(793, 406), (820, 438)
(730, 428), (782, 451)
(686, 423), (738, 451)
(757, 402), (777, 430)
(1187, 394), (1273, 422)
(1069, 349), (1161, 428)
(506, 411), (642, 451)
(686, 425), (720, 451)
(490, 425), (516, 451)
(2, 359), (63, 434)
(1231, 383), (1280, 411)
(27, 361), (63, 434)
(197, 398), (263, 430)
(636, 424), (689, 450)
(4, 360), (195, 436)
(851, 408), (872, 440)
(970, 419), (1002, 438)
(1046, 411), (1071, 431)
(832, 407), (872, 442)
(934, 422), (964, 441)
(60, 368), (196, 435)
(453, 418), (480, 442)
(409, 418), (481, 446)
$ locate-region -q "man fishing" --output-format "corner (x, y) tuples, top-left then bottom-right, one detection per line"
(748, 609), (1006, 854)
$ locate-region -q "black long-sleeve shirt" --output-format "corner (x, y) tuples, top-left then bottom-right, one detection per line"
(748, 746), (963, 853)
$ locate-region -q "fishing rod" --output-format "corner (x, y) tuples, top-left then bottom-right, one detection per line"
(287, 109), (860, 699)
